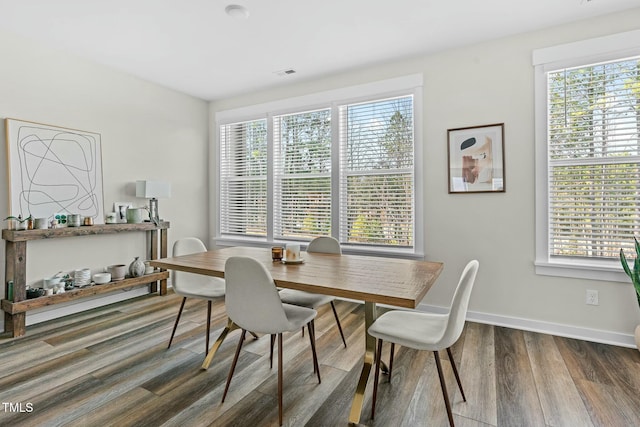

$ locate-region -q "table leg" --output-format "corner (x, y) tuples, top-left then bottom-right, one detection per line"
(201, 318), (238, 370)
(349, 301), (377, 424)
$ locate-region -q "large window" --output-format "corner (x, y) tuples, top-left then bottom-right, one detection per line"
(534, 31), (640, 279)
(217, 76), (422, 254)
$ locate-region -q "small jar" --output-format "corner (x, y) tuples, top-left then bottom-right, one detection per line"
(271, 246), (284, 261)
(68, 214), (81, 227)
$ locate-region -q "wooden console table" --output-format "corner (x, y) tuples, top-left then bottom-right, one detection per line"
(2, 221), (169, 337)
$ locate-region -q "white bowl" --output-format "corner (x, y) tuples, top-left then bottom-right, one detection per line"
(43, 276), (62, 289)
(93, 272), (111, 284)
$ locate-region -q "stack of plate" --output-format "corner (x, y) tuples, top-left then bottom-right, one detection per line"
(74, 268), (91, 287)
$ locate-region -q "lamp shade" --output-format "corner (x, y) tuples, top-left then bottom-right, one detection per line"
(136, 180), (171, 199)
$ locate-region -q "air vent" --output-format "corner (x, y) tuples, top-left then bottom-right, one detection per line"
(274, 69), (297, 77)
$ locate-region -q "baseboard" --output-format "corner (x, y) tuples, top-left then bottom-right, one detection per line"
(417, 302), (637, 349)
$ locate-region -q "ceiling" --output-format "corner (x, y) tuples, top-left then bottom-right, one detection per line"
(0, 0), (638, 101)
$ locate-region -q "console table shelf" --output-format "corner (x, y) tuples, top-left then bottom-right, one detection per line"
(3, 221), (169, 337)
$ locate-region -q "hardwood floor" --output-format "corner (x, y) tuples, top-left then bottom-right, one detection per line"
(1, 291), (639, 426)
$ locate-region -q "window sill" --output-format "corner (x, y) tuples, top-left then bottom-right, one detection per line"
(535, 258), (629, 283)
(213, 236), (424, 260)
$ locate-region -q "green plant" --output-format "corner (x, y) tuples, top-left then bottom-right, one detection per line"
(4, 214), (32, 223)
(619, 237), (640, 309)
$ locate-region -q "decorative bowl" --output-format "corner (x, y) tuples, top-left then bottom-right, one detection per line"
(43, 276), (62, 288)
(92, 272), (111, 284)
(26, 288), (45, 298)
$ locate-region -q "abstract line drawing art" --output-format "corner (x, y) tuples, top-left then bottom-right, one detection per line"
(5, 118), (105, 223)
(447, 123), (505, 194)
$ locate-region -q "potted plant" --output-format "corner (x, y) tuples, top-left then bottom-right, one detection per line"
(4, 214), (33, 230)
(619, 237), (640, 349)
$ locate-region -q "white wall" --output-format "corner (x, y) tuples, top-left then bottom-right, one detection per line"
(210, 9), (640, 346)
(0, 29), (209, 327)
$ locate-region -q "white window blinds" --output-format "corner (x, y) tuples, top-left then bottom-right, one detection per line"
(340, 96), (414, 247)
(273, 109), (332, 240)
(547, 57), (640, 258)
(220, 119), (268, 236)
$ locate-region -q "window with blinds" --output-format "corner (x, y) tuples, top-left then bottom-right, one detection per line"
(547, 56), (640, 258)
(219, 119), (268, 236)
(217, 79), (419, 252)
(273, 109), (332, 240)
(340, 96), (414, 247)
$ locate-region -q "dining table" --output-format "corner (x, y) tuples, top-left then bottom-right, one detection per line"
(150, 245), (443, 425)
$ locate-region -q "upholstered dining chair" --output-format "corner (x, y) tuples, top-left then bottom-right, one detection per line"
(167, 237), (225, 353)
(221, 256), (321, 426)
(368, 260), (479, 427)
(278, 236), (347, 348)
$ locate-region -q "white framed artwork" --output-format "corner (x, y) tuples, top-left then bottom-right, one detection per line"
(5, 118), (105, 223)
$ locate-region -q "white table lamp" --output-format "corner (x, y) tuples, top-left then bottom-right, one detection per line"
(136, 180), (171, 222)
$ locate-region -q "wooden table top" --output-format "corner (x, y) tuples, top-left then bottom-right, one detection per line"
(151, 246), (444, 308)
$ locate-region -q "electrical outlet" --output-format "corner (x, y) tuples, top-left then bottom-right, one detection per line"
(586, 289), (599, 306)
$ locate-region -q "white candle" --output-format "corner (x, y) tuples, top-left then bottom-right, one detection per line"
(285, 244), (300, 261)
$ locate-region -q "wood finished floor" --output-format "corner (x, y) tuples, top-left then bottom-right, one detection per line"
(1, 291), (639, 427)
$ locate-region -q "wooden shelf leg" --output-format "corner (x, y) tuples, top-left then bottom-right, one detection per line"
(4, 312), (26, 337)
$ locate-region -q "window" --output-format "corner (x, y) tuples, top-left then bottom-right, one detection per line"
(340, 97), (414, 246)
(273, 108), (332, 240)
(216, 75), (422, 255)
(534, 30), (640, 280)
(219, 119), (268, 237)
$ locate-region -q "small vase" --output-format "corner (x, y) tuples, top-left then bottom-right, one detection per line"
(635, 325), (640, 351)
(129, 257), (145, 278)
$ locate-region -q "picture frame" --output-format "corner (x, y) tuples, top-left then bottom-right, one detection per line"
(5, 118), (105, 222)
(447, 123), (505, 193)
(113, 202), (132, 223)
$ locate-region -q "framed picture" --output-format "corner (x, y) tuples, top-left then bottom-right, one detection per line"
(113, 202), (132, 223)
(5, 118), (105, 222)
(447, 123), (505, 193)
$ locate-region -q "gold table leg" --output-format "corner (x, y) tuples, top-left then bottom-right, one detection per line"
(201, 318), (238, 370)
(349, 301), (377, 424)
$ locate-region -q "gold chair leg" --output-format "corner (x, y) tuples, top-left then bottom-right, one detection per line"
(222, 329), (247, 403)
(168, 297), (187, 349)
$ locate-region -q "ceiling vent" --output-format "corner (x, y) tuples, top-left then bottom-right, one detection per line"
(274, 69), (297, 77)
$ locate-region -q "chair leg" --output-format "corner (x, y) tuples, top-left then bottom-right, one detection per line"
(167, 297), (187, 349)
(330, 301), (347, 348)
(249, 331), (259, 340)
(270, 334), (276, 369)
(222, 329), (248, 403)
(206, 300), (212, 353)
(310, 320), (317, 373)
(278, 333), (283, 426)
(434, 350), (455, 427)
(371, 338), (383, 420)
(388, 343), (395, 382)
(447, 347), (466, 402)
(307, 322), (321, 383)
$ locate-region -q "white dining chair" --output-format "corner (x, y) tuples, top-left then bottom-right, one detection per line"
(367, 260), (479, 427)
(278, 236), (347, 347)
(167, 237), (225, 353)
(221, 256), (321, 426)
